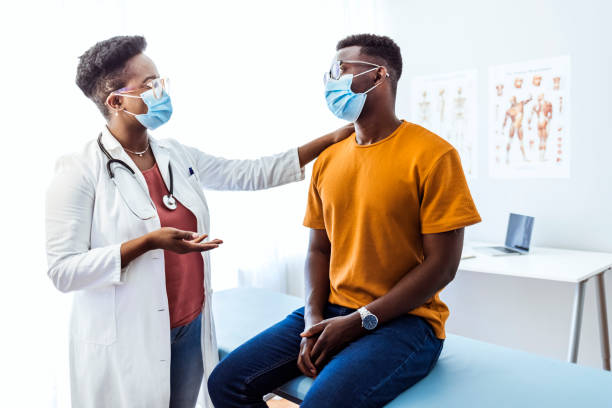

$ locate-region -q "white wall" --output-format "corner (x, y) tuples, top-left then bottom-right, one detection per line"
(379, 0), (612, 369)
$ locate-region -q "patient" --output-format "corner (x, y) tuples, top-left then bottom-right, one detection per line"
(208, 34), (481, 407)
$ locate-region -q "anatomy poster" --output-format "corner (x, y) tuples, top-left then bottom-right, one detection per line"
(410, 70), (478, 178)
(489, 56), (570, 178)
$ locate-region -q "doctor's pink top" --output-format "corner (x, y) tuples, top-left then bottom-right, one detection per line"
(143, 163), (204, 329)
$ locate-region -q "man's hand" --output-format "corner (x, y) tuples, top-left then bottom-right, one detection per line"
(297, 335), (319, 378)
(300, 313), (364, 371)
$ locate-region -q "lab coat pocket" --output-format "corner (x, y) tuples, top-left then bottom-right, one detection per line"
(174, 173), (201, 211)
(187, 173), (202, 192)
(72, 286), (117, 346)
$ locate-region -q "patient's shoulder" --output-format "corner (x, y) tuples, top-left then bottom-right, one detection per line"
(402, 122), (452, 151)
(400, 122), (454, 163)
(313, 134), (353, 168)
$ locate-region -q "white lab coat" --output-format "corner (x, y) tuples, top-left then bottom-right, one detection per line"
(45, 127), (304, 408)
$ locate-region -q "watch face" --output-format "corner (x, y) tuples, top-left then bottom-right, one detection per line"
(363, 314), (378, 330)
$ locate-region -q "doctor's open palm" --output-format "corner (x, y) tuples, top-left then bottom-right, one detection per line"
(119, 227), (223, 268)
(149, 228), (223, 254)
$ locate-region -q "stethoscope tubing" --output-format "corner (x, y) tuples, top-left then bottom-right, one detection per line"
(97, 133), (176, 211)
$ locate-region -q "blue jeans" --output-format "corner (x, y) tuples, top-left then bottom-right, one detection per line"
(170, 312), (204, 408)
(208, 304), (443, 408)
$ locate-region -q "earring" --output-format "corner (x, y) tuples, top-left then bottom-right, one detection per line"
(115, 111), (119, 116)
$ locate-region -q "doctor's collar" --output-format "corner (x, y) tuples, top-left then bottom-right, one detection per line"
(100, 126), (122, 152)
(100, 126), (170, 153)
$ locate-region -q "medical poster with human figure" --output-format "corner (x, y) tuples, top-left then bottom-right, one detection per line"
(410, 70), (478, 178)
(489, 56), (570, 178)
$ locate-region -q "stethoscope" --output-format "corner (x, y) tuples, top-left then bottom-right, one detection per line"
(97, 133), (177, 211)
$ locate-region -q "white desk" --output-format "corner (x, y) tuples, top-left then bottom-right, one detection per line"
(461, 241), (612, 370)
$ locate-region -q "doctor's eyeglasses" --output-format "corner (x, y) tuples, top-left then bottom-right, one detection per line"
(110, 77), (171, 100)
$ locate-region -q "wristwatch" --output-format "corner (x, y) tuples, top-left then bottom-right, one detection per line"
(357, 306), (379, 330)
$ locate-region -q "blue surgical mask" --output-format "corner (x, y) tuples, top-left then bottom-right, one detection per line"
(123, 88), (173, 130)
(324, 68), (382, 122)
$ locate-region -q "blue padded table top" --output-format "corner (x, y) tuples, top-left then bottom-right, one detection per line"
(213, 287), (612, 407)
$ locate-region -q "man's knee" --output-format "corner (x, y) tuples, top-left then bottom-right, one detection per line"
(208, 358), (233, 403)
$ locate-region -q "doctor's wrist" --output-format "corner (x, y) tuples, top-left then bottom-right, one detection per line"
(120, 233), (158, 268)
(143, 232), (159, 251)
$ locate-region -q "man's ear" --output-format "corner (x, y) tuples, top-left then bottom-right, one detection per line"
(377, 66), (390, 84)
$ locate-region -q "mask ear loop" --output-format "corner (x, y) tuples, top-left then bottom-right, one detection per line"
(362, 66), (390, 94)
(352, 66), (379, 79)
(106, 92), (143, 117)
(116, 90), (157, 116)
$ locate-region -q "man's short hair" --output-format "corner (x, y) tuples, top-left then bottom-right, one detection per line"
(76, 35), (147, 118)
(336, 34), (402, 95)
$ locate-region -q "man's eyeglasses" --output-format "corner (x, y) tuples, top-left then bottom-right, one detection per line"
(323, 60), (383, 85)
(110, 77), (170, 101)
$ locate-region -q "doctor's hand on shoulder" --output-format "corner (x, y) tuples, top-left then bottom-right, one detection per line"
(330, 123), (355, 143)
(296, 123), (355, 167)
(120, 227), (222, 267)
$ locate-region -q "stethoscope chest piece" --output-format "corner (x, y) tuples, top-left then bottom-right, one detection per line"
(163, 194), (177, 210)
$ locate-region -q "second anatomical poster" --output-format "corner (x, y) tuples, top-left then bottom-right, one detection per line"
(489, 56), (570, 178)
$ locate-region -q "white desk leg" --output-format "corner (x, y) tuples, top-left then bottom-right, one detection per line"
(568, 280), (586, 364)
(595, 271), (611, 371)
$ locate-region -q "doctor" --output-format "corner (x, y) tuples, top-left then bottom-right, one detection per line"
(45, 35), (353, 408)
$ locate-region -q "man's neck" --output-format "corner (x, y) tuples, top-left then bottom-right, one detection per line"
(354, 110), (402, 146)
(107, 119), (149, 151)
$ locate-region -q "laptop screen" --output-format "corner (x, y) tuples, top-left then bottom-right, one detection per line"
(505, 213), (535, 252)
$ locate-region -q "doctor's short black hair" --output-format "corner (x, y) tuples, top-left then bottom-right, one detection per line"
(76, 35), (147, 119)
(336, 34), (402, 95)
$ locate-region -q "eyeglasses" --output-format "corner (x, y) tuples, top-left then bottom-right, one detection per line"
(111, 77), (170, 101)
(323, 60), (383, 85)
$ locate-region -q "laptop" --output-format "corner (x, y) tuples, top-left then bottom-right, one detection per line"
(476, 213), (535, 256)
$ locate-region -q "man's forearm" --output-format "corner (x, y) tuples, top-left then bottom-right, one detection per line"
(364, 229), (464, 326)
(304, 249), (331, 327)
(365, 258), (457, 326)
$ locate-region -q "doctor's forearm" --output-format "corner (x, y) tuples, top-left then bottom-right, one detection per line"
(298, 133), (338, 168)
(120, 234), (154, 268)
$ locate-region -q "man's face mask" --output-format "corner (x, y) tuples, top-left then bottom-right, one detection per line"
(324, 60), (388, 122)
(109, 77), (173, 130)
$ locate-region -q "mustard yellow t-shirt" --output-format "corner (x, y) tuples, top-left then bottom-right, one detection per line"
(303, 121), (481, 339)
